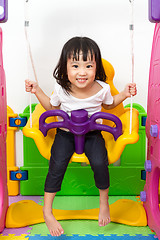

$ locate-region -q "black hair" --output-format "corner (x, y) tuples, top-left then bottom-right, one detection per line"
(53, 36), (107, 92)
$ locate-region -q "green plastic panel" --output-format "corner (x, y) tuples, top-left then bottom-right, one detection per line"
(19, 103), (146, 196)
(20, 164), (145, 196)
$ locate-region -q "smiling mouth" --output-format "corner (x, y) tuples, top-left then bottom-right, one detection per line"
(76, 78), (87, 82)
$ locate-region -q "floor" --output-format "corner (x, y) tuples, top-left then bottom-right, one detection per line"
(0, 195), (157, 240)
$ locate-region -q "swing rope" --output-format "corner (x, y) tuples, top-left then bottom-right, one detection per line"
(24, 0), (38, 128)
(129, 0), (134, 134)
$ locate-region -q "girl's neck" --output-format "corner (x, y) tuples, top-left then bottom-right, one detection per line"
(70, 80), (102, 99)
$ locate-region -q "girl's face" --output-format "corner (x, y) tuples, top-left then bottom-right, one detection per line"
(67, 52), (96, 91)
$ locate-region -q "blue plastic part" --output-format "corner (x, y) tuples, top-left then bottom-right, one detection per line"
(141, 116), (147, 126)
(0, 0), (8, 23)
(141, 170), (146, 180)
(26, 234), (156, 240)
(9, 117), (27, 127)
(10, 170), (28, 181)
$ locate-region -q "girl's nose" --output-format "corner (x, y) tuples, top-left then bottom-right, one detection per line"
(79, 67), (86, 75)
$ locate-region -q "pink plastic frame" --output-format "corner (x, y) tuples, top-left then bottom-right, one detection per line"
(144, 23), (160, 239)
(0, 27), (8, 232)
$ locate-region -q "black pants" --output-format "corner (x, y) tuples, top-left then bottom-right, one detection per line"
(44, 128), (110, 193)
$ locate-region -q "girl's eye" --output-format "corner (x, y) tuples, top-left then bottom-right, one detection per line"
(86, 65), (93, 68)
(73, 65), (78, 68)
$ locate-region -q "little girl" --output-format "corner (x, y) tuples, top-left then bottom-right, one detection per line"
(25, 36), (137, 237)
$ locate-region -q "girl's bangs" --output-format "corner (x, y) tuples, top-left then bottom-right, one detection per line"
(67, 46), (94, 61)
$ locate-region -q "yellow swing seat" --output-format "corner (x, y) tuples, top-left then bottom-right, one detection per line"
(22, 59), (139, 165)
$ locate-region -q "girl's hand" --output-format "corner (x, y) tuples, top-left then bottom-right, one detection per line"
(103, 83), (137, 110)
(124, 83), (137, 98)
(25, 79), (39, 94)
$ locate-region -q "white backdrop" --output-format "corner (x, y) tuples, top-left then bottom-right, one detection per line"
(2, 0), (155, 166)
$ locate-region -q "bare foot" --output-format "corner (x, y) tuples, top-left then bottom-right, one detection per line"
(43, 209), (64, 236)
(98, 198), (111, 227)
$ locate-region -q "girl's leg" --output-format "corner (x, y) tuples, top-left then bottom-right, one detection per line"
(43, 129), (75, 236)
(43, 192), (64, 236)
(99, 188), (111, 227)
(84, 131), (110, 227)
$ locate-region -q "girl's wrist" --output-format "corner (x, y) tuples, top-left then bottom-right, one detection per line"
(34, 85), (41, 95)
(121, 90), (128, 100)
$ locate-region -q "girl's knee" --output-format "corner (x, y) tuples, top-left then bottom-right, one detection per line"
(90, 159), (108, 171)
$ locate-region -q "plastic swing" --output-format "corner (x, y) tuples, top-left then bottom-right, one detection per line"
(22, 58), (139, 165)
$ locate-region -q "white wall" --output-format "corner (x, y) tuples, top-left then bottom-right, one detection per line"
(2, 0), (155, 166)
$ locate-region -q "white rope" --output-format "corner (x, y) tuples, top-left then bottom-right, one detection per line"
(129, 0), (134, 134)
(24, 0), (38, 128)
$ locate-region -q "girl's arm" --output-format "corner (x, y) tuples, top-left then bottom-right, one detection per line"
(25, 80), (60, 111)
(102, 83), (137, 110)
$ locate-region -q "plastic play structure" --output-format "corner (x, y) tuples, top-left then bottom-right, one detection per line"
(139, 0), (160, 238)
(0, 0), (160, 239)
(1, 34), (146, 230)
